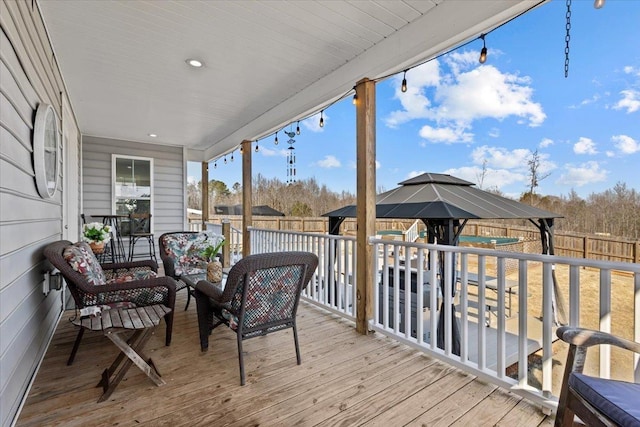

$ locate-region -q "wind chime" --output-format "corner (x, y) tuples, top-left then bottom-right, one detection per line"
(285, 129), (296, 184)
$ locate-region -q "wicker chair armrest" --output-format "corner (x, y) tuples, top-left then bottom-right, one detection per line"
(195, 280), (224, 301)
(82, 276), (177, 309)
(101, 259), (158, 273)
(557, 326), (640, 354)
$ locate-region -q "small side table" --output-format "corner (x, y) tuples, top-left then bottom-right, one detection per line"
(73, 304), (171, 402)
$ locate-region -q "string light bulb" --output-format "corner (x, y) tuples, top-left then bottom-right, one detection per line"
(479, 34), (487, 64)
(224, 156), (227, 164)
(594, 0), (605, 8)
(296, 121), (300, 135)
(319, 110), (324, 128)
(231, 151), (234, 162)
(274, 131), (279, 145)
(214, 161), (217, 169)
(352, 91), (358, 105)
(240, 145), (243, 154)
(401, 70), (408, 93)
(255, 141), (259, 152)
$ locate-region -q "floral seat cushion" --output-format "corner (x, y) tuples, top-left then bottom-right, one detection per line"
(63, 242), (107, 286)
(162, 232), (224, 276)
(107, 269), (157, 284)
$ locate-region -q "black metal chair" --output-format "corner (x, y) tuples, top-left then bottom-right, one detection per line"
(195, 251), (318, 385)
(555, 326), (640, 427)
(43, 240), (176, 365)
(128, 213), (156, 263)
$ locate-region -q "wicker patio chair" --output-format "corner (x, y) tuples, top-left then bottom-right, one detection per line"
(555, 326), (640, 427)
(194, 251), (318, 385)
(159, 231), (224, 310)
(44, 240), (176, 365)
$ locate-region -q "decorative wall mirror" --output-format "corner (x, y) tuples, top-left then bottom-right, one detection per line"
(33, 103), (60, 199)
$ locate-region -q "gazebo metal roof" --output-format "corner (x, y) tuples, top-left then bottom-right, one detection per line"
(323, 173), (561, 221)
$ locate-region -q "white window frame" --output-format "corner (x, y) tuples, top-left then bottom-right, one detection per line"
(112, 154), (154, 232)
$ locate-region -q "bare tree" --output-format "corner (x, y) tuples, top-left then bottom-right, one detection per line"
(526, 149), (551, 205)
(475, 159), (489, 189)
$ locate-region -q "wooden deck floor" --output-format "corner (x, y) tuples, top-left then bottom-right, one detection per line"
(17, 293), (553, 426)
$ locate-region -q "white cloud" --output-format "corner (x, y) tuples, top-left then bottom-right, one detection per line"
(316, 155), (341, 168)
(488, 128), (500, 138)
(418, 125), (473, 144)
(259, 147), (287, 157)
(539, 138), (554, 148)
(384, 58), (545, 130)
(471, 146), (532, 169)
(433, 65), (545, 126)
(613, 89), (640, 113)
(623, 65), (640, 77)
(606, 151), (615, 158)
(406, 170), (426, 179)
(302, 112), (328, 133)
(569, 94), (600, 109)
(573, 137), (598, 155)
(556, 161), (608, 187)
(443, 166), (526, 191)
(612, 134), (640, 154)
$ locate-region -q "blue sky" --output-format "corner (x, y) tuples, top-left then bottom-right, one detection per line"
(190, 0), (639, 199)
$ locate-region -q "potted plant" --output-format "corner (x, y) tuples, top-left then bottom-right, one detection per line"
(82, 222), (112, 254)
(202, 239), (225, 283)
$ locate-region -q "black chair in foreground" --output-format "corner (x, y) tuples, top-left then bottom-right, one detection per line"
(195, 251), (318, 385)
(555, 326), (640, 427)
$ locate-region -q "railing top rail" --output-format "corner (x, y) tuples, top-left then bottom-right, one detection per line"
(249, 227), (357, 242)
(369, 237), (640, 273)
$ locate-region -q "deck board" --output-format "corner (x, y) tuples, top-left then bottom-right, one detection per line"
(17, 292), (552, 426)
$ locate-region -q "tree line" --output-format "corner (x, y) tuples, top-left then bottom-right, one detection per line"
(187, 176), (639, 240)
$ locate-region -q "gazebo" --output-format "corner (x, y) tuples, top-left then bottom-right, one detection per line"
(324, 172), (564, 354)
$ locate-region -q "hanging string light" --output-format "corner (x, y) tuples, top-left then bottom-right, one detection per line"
(594, 0), (605, 8)
(240, 145), (243, 154)
(401, 70), (408, 93)
(565, 0), (571, 78)
(224, 155), (227, 164)
(274, 131), (279, 145)
(478, 34), (487, 64)
(352, 86), (358, 105)
(214, 161), (217, 169)
(255, 140), (259, 152)
(296, 121), (300, 135)
(319, 110), (324, 128)
(230, 151), (234, 162)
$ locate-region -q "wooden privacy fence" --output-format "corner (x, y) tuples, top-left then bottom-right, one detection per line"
(199, 215), (640, 264)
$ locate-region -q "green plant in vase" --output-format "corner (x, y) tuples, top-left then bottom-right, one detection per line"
(202, 239), (225, 282)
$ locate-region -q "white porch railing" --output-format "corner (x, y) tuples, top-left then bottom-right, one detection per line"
(188, 220), (244, 264)
(404, 219), (420, 242)
(250, 227), (640, 412)
(251, 227), (357, 320)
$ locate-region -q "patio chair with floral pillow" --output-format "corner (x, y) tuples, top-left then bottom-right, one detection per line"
(44, 240), (177, 365)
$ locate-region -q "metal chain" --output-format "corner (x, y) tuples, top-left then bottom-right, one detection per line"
(565, 0), (572, 78)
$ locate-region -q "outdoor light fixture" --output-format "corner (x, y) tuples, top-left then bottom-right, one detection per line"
(274, 131), (279, 145)
(186, 58), (203, 68)
(594, 0), (605, 8)
(401, 70), (408, 93)
(319, 110), (324, 128)
(255, 141), (259, 152)
(479, 34), (487, 64)
(296, 121), (300, 135)
(352, 92), (358, 105)
(240, 145), (243, 154)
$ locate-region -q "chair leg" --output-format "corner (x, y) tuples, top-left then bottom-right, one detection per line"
(67, 327), (85, 365)
(149, 236), (157, 263)
(237, 334), (246, 386)
(184, 288), (191, 311)
(293, 323), (301, 365)
(164, 311), (173, 346)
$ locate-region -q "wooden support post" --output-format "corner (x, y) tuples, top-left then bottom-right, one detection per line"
(355, 78), (376, 335)
(222, 219), (231, 268)
(242, 140), (252, 256)
(202, 162), (209, 231)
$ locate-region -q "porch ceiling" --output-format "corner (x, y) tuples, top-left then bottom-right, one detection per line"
(38, 0), (543, 161)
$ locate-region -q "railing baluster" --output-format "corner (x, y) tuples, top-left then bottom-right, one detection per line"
(600, 269), (612, 379)
(518, 259), (528, 388)
(460, 253), (469, 363)
(478, 256), (487, 371)
(496, 257), (506, 378)
(542, 262), (553, 397)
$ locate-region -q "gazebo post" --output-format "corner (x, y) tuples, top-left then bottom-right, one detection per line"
(355, 77), (376, 335)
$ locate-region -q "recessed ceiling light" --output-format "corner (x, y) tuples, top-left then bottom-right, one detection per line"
(148, 133), (157, 138)
(186, 59), (203, 68)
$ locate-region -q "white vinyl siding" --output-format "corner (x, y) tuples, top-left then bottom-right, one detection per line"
(0, 1), (78, 425)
